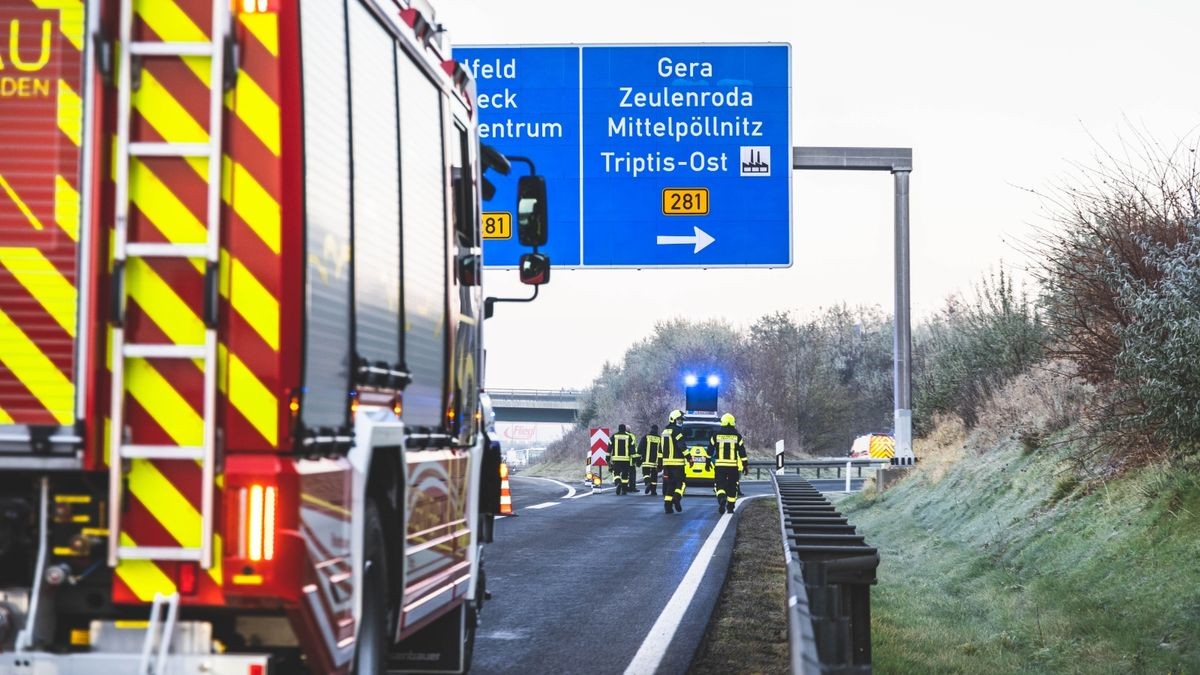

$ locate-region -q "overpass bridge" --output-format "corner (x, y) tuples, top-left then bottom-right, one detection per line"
(487, 388), (583, 424)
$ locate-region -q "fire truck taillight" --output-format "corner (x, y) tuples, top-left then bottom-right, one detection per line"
(178, 562), (198, 595)
(243, 484), (277, 562)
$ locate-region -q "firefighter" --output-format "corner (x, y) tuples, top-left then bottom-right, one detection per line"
(638, 424), (662, 495)
(708, 413), (748, 514)
(609, 424), (637, 495)
(658, 411), (690, 513)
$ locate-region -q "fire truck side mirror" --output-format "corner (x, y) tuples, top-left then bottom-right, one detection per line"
(518, 252), (550, 286)
(516, 175), (548, 247)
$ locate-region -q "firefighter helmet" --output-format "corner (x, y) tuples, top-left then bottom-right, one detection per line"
(668, 409), (683, 423)
(721, 413), (736, 427)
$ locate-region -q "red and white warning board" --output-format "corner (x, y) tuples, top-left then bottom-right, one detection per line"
(589, 427), (610, 467)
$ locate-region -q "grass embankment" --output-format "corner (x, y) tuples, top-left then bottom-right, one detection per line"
(843, 419), (1200, 673)
(518, 457), (595, 483)
(691, 499), (789, 674)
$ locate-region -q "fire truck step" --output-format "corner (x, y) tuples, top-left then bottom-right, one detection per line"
(125, 242), (207, 258)
(129, 141), (212, 158)
(120, 444), (205, 461)
(117, 546), (203, 562)
(128, 41), (215, 57)
(123, 344), (207, 359)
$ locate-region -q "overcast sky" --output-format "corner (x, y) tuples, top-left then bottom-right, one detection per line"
(431, 0), (1200, 390)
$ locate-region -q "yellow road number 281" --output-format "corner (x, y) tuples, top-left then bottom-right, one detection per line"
(482, 212), (512, 239)
(662, 188), (709, 215)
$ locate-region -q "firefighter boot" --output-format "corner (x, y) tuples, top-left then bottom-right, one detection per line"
(664, 497), (673, 514)
(674, 495), (683, 512)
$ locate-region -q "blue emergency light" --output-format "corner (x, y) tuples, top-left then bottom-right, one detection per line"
(684, 372), (721, 412)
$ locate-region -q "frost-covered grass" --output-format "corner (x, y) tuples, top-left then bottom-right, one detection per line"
(843, 425), (1200, 674)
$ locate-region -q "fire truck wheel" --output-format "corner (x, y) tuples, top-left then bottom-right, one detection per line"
(354, 501), (388, 674)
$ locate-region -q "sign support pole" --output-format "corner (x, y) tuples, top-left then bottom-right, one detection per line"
(892, 169), (914, 466)
(792, 147), (916, 465)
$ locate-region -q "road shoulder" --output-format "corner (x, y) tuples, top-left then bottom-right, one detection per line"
(628, 493), (771, 675)
(689, 498), (789, 673)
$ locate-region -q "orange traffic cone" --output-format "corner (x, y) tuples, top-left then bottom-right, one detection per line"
(499, 462), (514, 515)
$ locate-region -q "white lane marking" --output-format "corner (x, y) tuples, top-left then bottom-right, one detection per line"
(570, 486), (614, 498)
(527, 501), (560, 510)
(514, 475), (577, 499)
(624, 495), (770, 675)
(479, 629), (528, 640)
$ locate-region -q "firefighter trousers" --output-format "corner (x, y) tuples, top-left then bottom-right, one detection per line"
(642, 466), (659, 494)
(714, 466), (740, 512)
(662, 466), (685, 511)
(612, 461), (634, 493)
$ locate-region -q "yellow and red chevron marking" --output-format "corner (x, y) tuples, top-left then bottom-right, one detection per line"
(869, 434), (895, 459)
(108, 0), (284, 605)
(0, 0), (84, 426)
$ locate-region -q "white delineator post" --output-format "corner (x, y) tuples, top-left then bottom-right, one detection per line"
(775, 440), (785, 475)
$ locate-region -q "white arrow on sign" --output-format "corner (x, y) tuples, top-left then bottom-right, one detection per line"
(656, 226), (715, 254)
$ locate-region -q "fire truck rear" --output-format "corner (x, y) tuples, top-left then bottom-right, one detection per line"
(0, 0), (548, 672)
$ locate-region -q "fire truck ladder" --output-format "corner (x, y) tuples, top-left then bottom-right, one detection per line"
(107, 0), (232, 570)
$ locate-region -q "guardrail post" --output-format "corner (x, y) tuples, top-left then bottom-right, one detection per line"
(773, 473), (879, 673)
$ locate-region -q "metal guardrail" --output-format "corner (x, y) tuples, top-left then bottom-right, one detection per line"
(773, 474), (879, 674)
(746, 459), (890, 482)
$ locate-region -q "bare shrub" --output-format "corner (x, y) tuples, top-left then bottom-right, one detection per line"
(1027, 130), (1200, 460)
(1029, 132), (1197, 385)
(972, 364), (1092, 450)
(913, 267), (1046, 430)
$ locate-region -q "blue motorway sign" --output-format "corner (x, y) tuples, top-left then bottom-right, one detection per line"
(458, 44), (791, 268)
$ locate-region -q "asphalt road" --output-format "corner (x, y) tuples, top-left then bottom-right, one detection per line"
(475, 475), (865, 674)
(474, 476), (775, 675)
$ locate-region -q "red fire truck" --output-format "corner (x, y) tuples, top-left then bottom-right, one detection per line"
(0, 0), (548, 672)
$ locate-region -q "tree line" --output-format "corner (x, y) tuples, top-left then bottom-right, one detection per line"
(546, 133), (1200, 464)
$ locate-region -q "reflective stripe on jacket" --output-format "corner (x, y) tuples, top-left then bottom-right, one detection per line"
(611, 432), (636, 460)
(709, 432), (744, 467)
(640, 435), (662, 464)
(660, 428), (688, 466)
